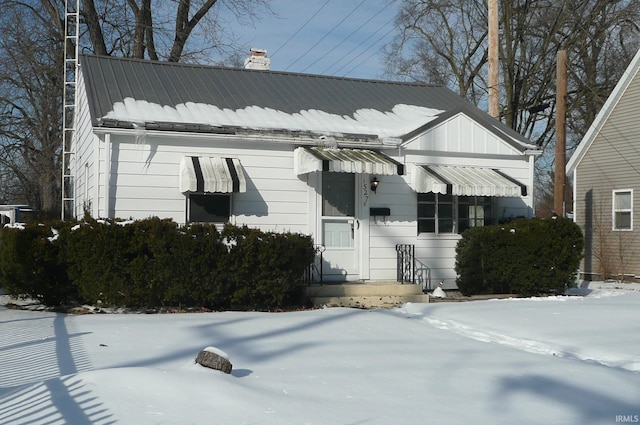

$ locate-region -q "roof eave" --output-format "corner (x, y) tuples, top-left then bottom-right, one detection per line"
(566, 48), (640, 176)
(92, 120), (386, 147)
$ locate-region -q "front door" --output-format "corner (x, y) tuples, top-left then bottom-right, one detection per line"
(321, 172), (359, 281)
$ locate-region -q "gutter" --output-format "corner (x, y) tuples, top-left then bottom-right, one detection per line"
(92, 121), (393, 149)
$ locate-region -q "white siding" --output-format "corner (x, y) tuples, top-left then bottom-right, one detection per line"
(72, 69), (98, 218)
(97, 133), (309, 233)
(362, 135), (534, 289)
(76, 94), (537, 288)
(410, 113), (524, 156)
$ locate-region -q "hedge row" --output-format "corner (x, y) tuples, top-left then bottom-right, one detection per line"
(455, 217), (584, 297)
(0, 216), (315, 310)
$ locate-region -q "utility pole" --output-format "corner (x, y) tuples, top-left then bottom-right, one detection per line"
(554, 50), (568, 216)
(488, 0), (499, 119)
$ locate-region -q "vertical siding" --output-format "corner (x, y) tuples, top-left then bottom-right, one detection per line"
(411, 114), (522, 156)
(575, 73), (640, 279)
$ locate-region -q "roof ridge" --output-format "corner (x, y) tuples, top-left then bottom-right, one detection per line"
(79, 54), (441, 88)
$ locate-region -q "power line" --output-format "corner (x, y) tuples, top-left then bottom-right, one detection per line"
(322, 16), (395, 76)
(300, 1), (395, 73)
(285, 0), (367, 71)
(340, 39), (389, 78)
(270, 0), (332, 59)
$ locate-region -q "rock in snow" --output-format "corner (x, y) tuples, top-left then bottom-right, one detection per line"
(195, 347), (232, 374)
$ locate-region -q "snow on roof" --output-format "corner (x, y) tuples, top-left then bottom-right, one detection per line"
(103, 99), (444, 140)
(81, 55), (538, 151)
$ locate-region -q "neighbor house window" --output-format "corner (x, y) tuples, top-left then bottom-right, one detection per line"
(418, 193), (492, 234)
(612, 189), (632, 230)
(188, 193), (230, 223)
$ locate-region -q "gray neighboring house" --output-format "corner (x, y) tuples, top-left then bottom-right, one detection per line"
(567, 49), (640, 282)
(71, 54), (541, 289)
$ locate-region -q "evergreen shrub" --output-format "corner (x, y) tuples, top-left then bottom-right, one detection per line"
(455, 217), (584, 296)
(220, 225), (315, 310)
(1, 214), (315, 310)
(0, 221), (74, 305)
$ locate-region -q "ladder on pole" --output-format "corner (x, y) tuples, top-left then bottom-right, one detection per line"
(62, 0), (80, 219)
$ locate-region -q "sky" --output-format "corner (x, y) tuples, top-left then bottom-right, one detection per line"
(1, 281), (640, 424)
(235, 0), (401, 80)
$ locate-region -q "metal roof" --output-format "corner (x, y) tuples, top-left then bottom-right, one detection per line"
(79, 55), (535, 151)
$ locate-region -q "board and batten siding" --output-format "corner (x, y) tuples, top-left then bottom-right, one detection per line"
(95, 133), (309, 234)
(410, 113), (521, 156)
(574, 71), (640, 280)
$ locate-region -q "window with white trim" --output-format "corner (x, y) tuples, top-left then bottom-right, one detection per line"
(418, 193), (493, 234)
(612, 189), (632, 230)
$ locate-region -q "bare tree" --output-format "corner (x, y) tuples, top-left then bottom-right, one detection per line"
(385, 0), (640, 171)
(384, 0), (489, 102)
(79, 0), (272, 62)
(0, 2), (64, 214)
(0, 0), (271, 214)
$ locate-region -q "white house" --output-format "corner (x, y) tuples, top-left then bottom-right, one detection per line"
(70, 54), (541, 289)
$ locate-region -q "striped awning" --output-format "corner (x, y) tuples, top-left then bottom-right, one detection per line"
(411, 165), (527, 197)
(180, 156), (246, 193)
(294, 146), (404, 176)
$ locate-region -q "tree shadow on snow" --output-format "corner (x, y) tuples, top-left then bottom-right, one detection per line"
(0, 313), (115, 424)
(495, 374), (639, 423)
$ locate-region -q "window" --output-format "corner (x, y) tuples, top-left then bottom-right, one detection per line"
(613, 190), (632, 230)
(418, 193), (492, 234)
(322, 173), (355, 247)
(188, 193), (231, 223)
(322, 172), (355, 217)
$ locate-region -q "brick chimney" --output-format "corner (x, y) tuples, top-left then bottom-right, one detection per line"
(244, 48), (270, 70)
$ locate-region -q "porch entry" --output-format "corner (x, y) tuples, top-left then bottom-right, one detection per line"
(293, 146), (405, 282)
(321, 172), (359, 280)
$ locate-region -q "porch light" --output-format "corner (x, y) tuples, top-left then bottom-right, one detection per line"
(370, 176), (380, 193)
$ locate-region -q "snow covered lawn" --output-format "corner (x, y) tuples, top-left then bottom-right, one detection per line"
(1, 282), (639, 425)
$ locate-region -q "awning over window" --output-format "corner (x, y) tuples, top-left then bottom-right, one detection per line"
(294, 146), (404, 176)
(180, 156), (246, 193)
(411, 165), (527, 197)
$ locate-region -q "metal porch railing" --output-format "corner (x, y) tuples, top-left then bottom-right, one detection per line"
(396, 244), (415, 285)
(304, 244), (325, 285)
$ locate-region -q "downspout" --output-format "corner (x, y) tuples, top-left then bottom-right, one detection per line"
(528, 153), (536, 217)
(572, 169), (578, 223)
(104, 133), (111, 218)
(93, 135), (100, 218)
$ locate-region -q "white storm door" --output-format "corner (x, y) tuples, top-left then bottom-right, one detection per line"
(321, 172), (359, 281)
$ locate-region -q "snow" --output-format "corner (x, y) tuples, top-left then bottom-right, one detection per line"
(3, 223), (24, 229)
(47, 227), (59, 242)
(203, 346), (230, 361)
(104, 98), (444, 140)
(1, 282), (639, 424)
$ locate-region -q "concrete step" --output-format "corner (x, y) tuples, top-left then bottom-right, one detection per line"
(305, 282), (429, 308)
(306, 282), (425, 298)
(311, 294), (430, 309)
